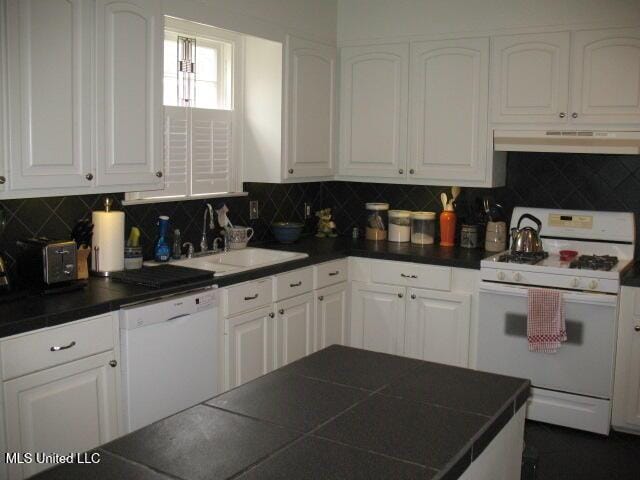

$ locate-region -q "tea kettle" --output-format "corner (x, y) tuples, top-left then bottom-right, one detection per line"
(510, 213), (544, 253)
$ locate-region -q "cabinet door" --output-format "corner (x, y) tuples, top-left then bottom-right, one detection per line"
(284, 36), (336, 179)
(315, 282), (348, 350)
(5, 0), (93, 191)
(350, 281), (405, 355)
(225, 306), (275, 390)
(4, 351), (118, 479)
(95, 0), (164, 188)
(570, 28), (640, 124)
(405, 288), (471, 367)
(0, 0), (6, 196)
(275, 293), (314, 367)
(491, 32), (571, 123)
(339, 43), (408, 179)
(408, 37), (489, 182)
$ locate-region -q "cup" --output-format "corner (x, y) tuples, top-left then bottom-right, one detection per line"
(485, 221), (507, 252)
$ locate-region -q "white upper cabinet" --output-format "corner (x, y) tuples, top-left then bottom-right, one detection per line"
(339, 43), (409, 179)
(5, 0), (93, 191)
(95, 0), (163, 188)
(284, 35), (336, 179)
(491, 32), (571, 123)
(408, 37), (489, 182)
(570, 28), (640, 125)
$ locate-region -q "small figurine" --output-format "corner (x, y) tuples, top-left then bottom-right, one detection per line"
(315, 208), (338, 238)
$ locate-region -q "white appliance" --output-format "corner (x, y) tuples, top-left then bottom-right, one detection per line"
(120, 288), (219, 433)
(493, 130), (640, 155)
(478, 208), (635, 434)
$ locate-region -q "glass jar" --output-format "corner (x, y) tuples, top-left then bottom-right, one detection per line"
(365, 203), (389, 241)
(411, 212), (436, 245)
(388, 210), (411, 242)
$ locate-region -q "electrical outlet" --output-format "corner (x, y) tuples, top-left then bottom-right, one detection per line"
(304, 203), (311, 219)
(249, 201), (259, 220)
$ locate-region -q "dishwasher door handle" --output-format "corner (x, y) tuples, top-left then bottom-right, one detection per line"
(165, 313), (191, 322)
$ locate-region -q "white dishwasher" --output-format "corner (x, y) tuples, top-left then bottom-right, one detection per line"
(120, 288), (219, 433)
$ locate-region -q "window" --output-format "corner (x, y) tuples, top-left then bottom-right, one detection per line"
(125, 17), (243, 204)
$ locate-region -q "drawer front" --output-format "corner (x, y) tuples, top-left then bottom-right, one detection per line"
(224, 278), (273, 317)
(315, 259), (348, 289)
(1, 314), (116, 380)
(274, 267), (314, 301)
(371, 260), (451, 291)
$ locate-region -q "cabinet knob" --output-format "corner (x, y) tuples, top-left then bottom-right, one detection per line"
(0, 176), (5, 185)
(109, 360), (118, 368)
(410, 293), (416, 300)
(318, 295), (324, 301)
(85, 173), (93, 181)
(397, 293), (403, 298)
(571, 112), (578, 119)
(398, 169), (404, 174)
(288, 168), (294, 174)
(156, 171), (163, 178)
(279, 309), (285, 315)
(634, 325), (640, 332)
(409, 169), (415, 174)
(269, 312), (275, 318)
(559, 112), (566, 118)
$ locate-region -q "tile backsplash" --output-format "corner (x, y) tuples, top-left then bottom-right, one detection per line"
(1, 152), (639, 278)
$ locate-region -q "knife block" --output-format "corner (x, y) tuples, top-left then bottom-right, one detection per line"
(77, 246), (90, 280)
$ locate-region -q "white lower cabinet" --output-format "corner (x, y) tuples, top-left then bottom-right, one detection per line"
(315, 282), (348, 350)
(350, 281), (406, 355)
(4, 351), (119, 479)
(224, 306), (275, 390)
(405, 288), (471, 367)
(613, 286), (640, 432)
(275, 293), (315, 367)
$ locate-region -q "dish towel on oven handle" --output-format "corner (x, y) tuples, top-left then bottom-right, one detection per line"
(527, 288), (567, 353)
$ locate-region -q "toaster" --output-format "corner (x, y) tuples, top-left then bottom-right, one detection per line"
(17, 238), (83, 292)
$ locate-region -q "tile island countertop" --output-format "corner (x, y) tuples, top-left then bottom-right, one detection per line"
(34, 346), (530, 480)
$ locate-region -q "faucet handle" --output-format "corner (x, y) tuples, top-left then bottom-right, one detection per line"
(212, 237), (223, 253)
(182, 242), (194, 258)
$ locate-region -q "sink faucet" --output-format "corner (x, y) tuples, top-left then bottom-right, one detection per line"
(212, 237), (223, 253)
(200, 203), (215, 253)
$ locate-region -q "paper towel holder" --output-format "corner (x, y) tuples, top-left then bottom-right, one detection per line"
(91, 197), (125, 277)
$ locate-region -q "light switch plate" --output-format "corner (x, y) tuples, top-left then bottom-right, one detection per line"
(249, 201), (259, 220)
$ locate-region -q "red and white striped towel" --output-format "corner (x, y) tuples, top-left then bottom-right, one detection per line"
(527, 288), (566, 353)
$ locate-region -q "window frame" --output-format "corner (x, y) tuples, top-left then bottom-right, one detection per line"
(125, 17), (244, 204)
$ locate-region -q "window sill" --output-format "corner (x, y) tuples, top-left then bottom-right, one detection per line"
(122, 191), (248, 206)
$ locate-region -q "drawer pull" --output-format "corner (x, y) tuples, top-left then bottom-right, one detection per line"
(50, 341), (76, 352)
(318, 295), (324, 301)
(289, 281), (302, 287)
(328, 271), (340, 276)
(401, 273), (418, 279)
(244, 294), (259, 301)
(279, 309), (285, 315)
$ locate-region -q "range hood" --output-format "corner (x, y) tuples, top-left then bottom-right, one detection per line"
(494, 130), (640, 155)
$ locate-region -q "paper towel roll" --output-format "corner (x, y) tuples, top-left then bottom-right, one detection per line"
(91, 210), (125, 274)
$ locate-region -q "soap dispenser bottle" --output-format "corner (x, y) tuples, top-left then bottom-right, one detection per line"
(154, 216), (171, 262)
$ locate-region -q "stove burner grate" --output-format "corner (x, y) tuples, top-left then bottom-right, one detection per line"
(497, 251), (549, 265)
(569, 255), (619, 271)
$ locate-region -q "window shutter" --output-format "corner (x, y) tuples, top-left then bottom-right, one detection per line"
(162, 106), (189, 197)
(190, 107), (233, 195)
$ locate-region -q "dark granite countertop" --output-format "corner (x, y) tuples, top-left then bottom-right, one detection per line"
(0, 237), (492, 338)
(34, 345), (530, 480)
(622, 260), (640, 288)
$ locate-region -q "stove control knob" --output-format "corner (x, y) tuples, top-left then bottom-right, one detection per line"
(497, 271), (506, 281)
(588, 280), (599, 290)
(513, 272), (522, 282)
(570, 278), (580, 288)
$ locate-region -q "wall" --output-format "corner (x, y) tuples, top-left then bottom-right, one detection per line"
(0, 183), (322, 276)
(338, 0), (640, 43)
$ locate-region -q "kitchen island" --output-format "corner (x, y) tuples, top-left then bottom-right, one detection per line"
(33, 345), (529, 480)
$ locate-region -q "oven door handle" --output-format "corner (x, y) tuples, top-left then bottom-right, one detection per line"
(479, 282), (618, 306)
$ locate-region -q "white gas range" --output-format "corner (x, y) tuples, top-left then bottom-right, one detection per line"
(477, 207), (635, 435)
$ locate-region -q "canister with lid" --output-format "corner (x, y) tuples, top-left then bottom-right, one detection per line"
(411, 212), (436, 245)
(366, 203), (389, 241)
(388, 210), (411, 242)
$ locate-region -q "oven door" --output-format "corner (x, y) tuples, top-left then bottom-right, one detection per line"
(477, 282), (618, 399)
